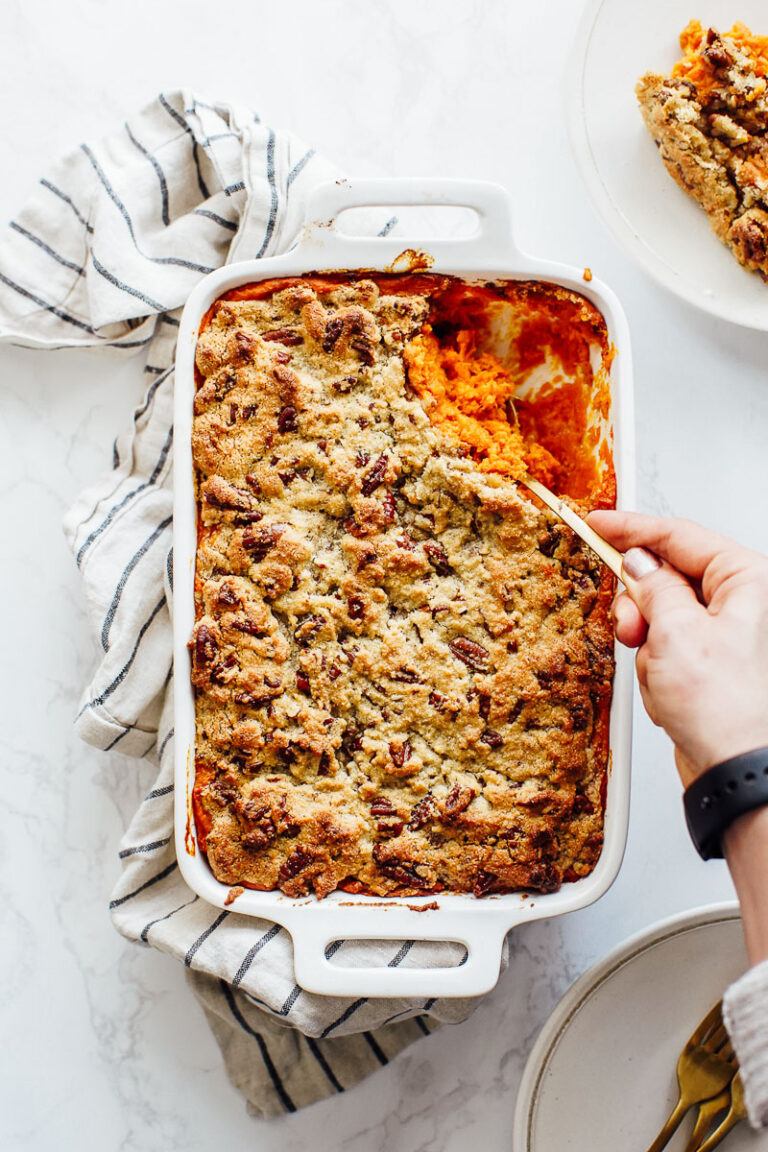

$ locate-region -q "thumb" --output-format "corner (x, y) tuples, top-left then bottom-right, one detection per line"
(621, 547), (701, 622)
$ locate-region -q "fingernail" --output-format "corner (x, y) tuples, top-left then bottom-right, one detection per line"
(622, 547), (661, 581)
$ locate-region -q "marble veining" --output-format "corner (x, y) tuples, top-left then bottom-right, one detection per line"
(0, 0), (763, 1147)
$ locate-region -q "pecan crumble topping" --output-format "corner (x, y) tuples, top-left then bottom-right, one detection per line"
(190, 274), (615, 899)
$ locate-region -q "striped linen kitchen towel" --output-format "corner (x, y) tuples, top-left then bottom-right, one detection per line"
(0, 91), (502, 1116)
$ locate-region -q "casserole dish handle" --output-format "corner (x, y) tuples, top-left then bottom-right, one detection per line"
(278, 904), (519, 998)
(295, 177), (520, 265)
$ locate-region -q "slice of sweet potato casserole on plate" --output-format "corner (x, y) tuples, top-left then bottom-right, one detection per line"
(189, 274), (616, 899)
(637, 20), (768, 276)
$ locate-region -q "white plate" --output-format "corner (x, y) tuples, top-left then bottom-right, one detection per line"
(568, 0), (768, 330)
(513, 902), (768, 1151)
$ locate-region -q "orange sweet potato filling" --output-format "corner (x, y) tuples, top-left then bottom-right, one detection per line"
(403, 328), (560, 484)
(671, 19), (768, 102)
(192, 761), (216, 851)
(402, 282), (613, 506)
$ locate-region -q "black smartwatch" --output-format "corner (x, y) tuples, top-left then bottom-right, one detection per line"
(684, 746), (768, 860)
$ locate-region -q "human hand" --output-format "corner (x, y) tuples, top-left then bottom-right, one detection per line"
(588, 511), (768, 787)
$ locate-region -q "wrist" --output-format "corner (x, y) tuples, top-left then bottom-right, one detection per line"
(722, 806), (768, 966)
(722, 803), (768, 859)
(676, 729), (768, 787)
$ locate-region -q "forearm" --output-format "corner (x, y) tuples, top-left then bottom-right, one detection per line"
(722, 810), (768, 1130)
(723, 806), (768, 966)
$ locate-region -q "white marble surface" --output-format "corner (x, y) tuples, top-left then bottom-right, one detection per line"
(1, 1), (766, 1148)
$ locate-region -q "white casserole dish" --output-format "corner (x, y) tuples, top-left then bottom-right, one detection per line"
(173, 178), (635, 999)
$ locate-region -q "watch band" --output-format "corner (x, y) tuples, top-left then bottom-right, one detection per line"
(684, 747), (768, 860)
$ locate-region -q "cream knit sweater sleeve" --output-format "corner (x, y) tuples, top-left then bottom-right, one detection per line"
(724, 958), (768, 1127)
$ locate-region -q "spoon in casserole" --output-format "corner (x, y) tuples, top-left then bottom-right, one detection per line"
(520, 475), (659, 590)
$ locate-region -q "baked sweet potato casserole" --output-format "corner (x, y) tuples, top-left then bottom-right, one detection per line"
(189, 274), (616, 898)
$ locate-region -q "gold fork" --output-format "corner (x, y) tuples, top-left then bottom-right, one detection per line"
(645, 1002), (739, 1152)
(684, 1088), (731, 1151)
(685, 1072), (747, 1152)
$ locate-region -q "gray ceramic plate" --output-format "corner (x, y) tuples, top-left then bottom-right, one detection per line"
(514, 902), (768, 1151)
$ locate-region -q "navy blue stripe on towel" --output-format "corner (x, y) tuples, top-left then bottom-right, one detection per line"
(220, 981), (296, 1112)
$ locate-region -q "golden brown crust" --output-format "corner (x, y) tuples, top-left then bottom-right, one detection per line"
(190, 277), (614, 899)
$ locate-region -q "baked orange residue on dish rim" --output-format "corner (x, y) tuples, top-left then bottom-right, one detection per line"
(671, 19), (768, 102)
